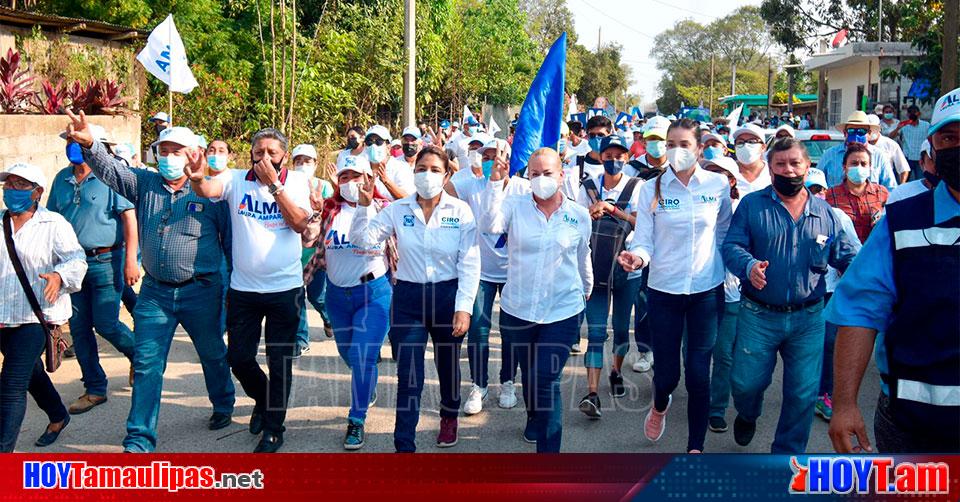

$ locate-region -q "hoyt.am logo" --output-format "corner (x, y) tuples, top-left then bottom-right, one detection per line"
(789, 456), (949, 495)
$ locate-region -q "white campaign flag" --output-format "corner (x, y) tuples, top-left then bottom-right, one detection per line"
(567, 93), (578, 120)
(488, 116), (501, 137)
(725, 104), (744, 140)
(136, 14), (198, 93)
(463, 105), (476, 124)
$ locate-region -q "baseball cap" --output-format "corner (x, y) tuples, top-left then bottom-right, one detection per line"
(151, 126), (199, 148)
(477, 139), (501, 155)
(805, 167), (828, 189)
(451, 121), (461, 129)
(196, 135), (208, 150)
(114, 143), (135, 163)
(701, 132), (727, 145)
(401, 126), (422, 140)
(0, 162), (47, 188)
(643, 116), (671, 139)
(468, 133), (490, 147)
(930, 86), (960, 135)
(336, 153), (372, 175)
(465, 116), (480, 127)
(599, 135), (629, 154)
(774, 124), (796, 138)
(364, 125), (392, 142)
(439, 119), (451, 129)
(920, 138), (932, 159)
(291, 144), (318, 160)
(702, 156), (738, 174)
(149, 111), (170, 123)
(732, 123), (766, 142)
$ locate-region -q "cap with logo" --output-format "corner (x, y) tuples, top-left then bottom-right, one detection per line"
(151, 126), (199, 148)
(149, 111), (170, 123)
(401, 126), (422, 140)
(336, 153), (372, 175)
(0, 162), (47, 189)
(643, 116), (671, 139)
(599, 135), (629, 154)
(929, 86), (960, 135)
(364, 125), (392, 142)
(291, 144), (318, 160)
(732, 123), (766, 142)
(805, 167), (828, 189)
(701, 132), (727, 145)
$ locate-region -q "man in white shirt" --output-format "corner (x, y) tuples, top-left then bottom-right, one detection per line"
(188, 127), (312, 453)
(887, 104), (931, 181)
(867, 114), (911, 184)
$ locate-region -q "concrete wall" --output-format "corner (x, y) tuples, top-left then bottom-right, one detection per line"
(823, 57), (930, 128)
(0, 114), (142, 205)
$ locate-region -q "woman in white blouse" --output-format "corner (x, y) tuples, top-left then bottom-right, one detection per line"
(618, 118), (733, 453)
(482, 148), (593, 453)
(349, 145), (480, 453)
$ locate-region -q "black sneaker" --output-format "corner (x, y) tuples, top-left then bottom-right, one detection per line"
(208, 412), (232, 431)
(522, 418), (537, 444)
(708, 416), (728, 433)
(253, 431), (283, 453)
(733, 415), (756, 446)
(609, 371), (626, 398)
(344, 420), (365, 450)
(578, 393), (602, 419)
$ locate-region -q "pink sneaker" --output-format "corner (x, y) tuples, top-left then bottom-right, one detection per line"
(437, 417), (458, 447)
(644, 395), (672, 442)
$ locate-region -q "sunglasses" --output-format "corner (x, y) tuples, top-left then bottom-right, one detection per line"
(587, 132), (608, 139)
(364, 137), (386, 147)
(847, 128), (868, 136)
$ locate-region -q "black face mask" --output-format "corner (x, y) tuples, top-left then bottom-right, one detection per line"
(252, 156), (284, 172)
(935, 146), (960, 191)
(154, 124), (167, 135)
(345, 138), (359, 150)
(772, 173), (806, 197)
(923, 170), (941, 187)
(402, 144), (419, 158)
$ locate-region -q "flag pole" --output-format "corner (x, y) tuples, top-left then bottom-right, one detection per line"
(168, 15), (173, 126)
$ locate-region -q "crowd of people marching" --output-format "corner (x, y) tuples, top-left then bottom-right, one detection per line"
(1, 86), (957, 455)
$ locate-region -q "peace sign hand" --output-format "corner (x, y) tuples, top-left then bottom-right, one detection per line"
(358, 173), (375, 207)
(64, 109), (94, 148)
(184, 148), (207, 182)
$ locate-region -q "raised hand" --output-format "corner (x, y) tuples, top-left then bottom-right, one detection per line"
(358, 173), (375, 207)
(309, 182), (325, 212)
(750, 260), (769, 290)
(184, 149), (207, 182)
(489, 146), (510, 182)
(253, 156), (279, 185)
(64, 109), (94, 148)
(39, 272), (62, 304)
(325, 162), (337, 181)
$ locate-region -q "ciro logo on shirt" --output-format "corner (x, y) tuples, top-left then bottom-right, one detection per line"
(403, 215), (415, 227)
(440, 216), (460, 229)
(658, 198), (681, 211)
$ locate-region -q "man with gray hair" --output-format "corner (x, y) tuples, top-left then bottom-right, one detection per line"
(188, 127), (312, 453)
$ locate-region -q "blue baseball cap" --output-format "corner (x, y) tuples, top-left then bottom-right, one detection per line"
(930, 86), (960, 135)
(599, 135), (629, 154)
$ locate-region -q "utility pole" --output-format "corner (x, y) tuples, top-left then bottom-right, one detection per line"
(878, 0), (883, 42)
(597, 26), (601, 52)
(730, 62), (737, 96)
(709, 55), (715, 116)
(944, 0), (958, 92)
(766, 56), (773, 119)
(783, 63), (804, 115)
(402, 0), (416, 128)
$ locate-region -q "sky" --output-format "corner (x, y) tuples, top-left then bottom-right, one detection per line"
(566, 0), (761, 104)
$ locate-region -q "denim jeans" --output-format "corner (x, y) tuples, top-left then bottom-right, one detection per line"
(123, 276), (236, 452)
(731, 297), (825, 454)
(227, 287), (303, 435)
(819, 293), (835, 396)
(647, 285), (723, 452)
(69, 251), (135, 396)
(0, 324), (68, 452)
(467, 280), (516, 388)
(633, 269), (652, 353)
(500, 311), (578, 453)
(297, 270), (330, 346)
(709, 301), (740, 418)
(121, 285), (138, 314)
(584, 276), (641, 369)
(324, 275), (392, 423)
(391, 280), (462, 453)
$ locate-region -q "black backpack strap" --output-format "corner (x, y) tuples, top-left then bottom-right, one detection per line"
(614, 177), (640, 210)
(582, 177), (600, 205)
(577, 155), (587, 182)
(3, 212), (52, 331)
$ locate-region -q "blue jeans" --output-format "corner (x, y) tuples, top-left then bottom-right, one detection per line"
(297, 270), (330, 346)
(731, 297), (825, 454)
(500, 311), (578, 453)
(324, 275), (392, 423)
(634, 268), (652, 353)
(0, 324), (67, 452)
(391, 280), (462, 453)
(467, 280), (516, 387)
(124, 276), (236, 452)
(584, 277), (641, 369)
(69, 251), (135, 396)
(647, 285), (723, 452)
(709, 301), (740, 418)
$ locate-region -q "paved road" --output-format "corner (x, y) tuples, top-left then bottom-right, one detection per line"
(14, 307), (881, 453)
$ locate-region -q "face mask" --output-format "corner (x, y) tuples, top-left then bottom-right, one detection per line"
(934, 146), (960, 191)
(883, 112), (894, 120)
(603, 160), (625, 176)
(735, 144), (763, 165)
(923, 170), (940, 187)
(154, 124), (167, 135)
(208, 154), (229, 172)
(845, 164), (870, 184)
(469, 150), (482, 169)
(481, 159), (494, 179)
(413, 171), (445, 199)
(339, 181), (361, 203)
(367, 145), (385, 164)
(772, 173), (805, 197)
(531, 175), (560, 199)
(296, 162), (316, 175)
(2, 188), (36, 214)
(703, 146), (725, 161)
(646, 140), (666, 158)
(588, 137), (603, 152)
(667, 147), (697, 171)
(402, 144), (418, 158)
(66, 142), (85, 165)
(558, 140), (567, 156)
(846, 130), (867, 145)
(345, 137), (359, 150)
(158, 155), (186, 180)
(253, 156), (284, 172)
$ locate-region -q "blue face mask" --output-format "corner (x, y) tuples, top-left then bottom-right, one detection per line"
(883, 113), (894, 120)
(66, 142), (85, 165)
(703, 146), (725, 160)
(603, 160), (625, 176)
(481, 159), (495, 179)
(588, 137), (603, 152)
(846, 164), (871, 184)
(846, 129), (868, 145)
(3, 188), (37, 214)
(646, 140), (666, 158)
(157, 155), (187, 181)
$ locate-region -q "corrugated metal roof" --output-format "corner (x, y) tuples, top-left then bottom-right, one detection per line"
(0, 6), (146, 42)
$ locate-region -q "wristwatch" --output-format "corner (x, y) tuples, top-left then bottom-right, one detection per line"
(268, 181), (284, 195)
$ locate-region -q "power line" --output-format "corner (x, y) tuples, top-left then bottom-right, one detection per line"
(575, 0), (658, 41)
(647, 0), (719, 21)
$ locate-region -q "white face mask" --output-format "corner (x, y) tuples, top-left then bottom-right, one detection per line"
(339, 181), (361, 203)
(531, 174), (560, 199)
(735, 144), (763, 165)
(207, 154), (229, 172)
(296, 161), (316, 175)
(367, 145), (385, 164)
(414, 171), (445, 199)
(667, 147), (698, 171)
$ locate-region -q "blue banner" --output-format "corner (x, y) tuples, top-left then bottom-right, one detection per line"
(509, 33), (567, 176)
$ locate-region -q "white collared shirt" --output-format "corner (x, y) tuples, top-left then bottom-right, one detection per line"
(451, 171), (508, 283)
(1, 208), (87, 326)
(349, 191), (480, 312)
(481, 179), (593, 324)
(733, 162), (772, 196)
(375, 157), (416, 201)
(629, 166), (733, 295)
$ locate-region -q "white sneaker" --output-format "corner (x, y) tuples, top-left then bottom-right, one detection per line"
(571, 342), (582, 354)
(463, 384), (487, 415)
(499, 381), (518, 409)
(632, 352), (652, 373)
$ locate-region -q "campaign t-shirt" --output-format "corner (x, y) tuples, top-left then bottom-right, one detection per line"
(324, 204), (387, 287)
(452, 173), (508, 283)
(376, 157), (416, 201)
(216, 169), (312, 293)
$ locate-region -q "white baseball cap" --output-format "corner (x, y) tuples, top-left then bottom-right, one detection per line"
(196, 135), (208, 150)
(732, 123), (766, 142)
(468, 133), (490, 147)
(0, 162), (47, 188)
(805, 167), (828, 189)
(150, 111), (170, 123)
(364, 125), (392, 142)
(477, 139), (500, 155)
(151, 126), (199, 148)
(920, 138), (932, 159)
(774, 124), (796, 138)
(701, 132), (727, 145)
(114, 143), (135, 163)
(291, 144), (318, 160)
(930, 86), (960, 135)
(643, 116), (671, 139)
(401, 126), (422, 140)
(336, 153), (372, 175)
(702, 156), (738, 174)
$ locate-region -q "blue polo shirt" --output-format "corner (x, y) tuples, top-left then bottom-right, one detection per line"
(818, 142), (899, 191)
(47, 166), (134, 251)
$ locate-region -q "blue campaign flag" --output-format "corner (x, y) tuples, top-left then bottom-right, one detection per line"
(587, 108), (607, 119)
(615, 111), (631, 129)
(510, 32), (567, 176)
(570, 112), (587, 125)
